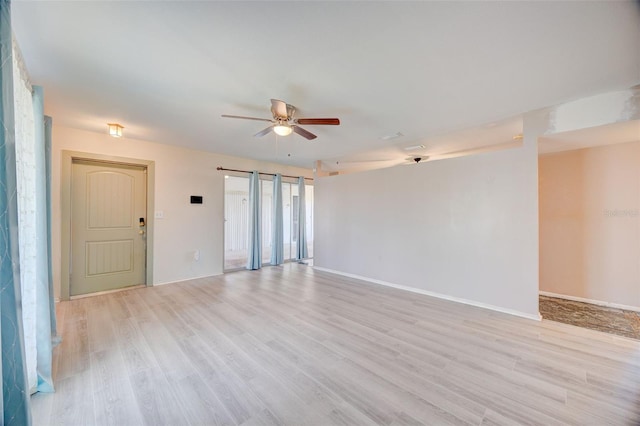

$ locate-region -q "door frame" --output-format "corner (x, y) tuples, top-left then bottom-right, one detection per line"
(61, 150), (156, 301)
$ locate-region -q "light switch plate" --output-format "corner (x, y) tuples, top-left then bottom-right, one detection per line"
(155, 211), (164, 219)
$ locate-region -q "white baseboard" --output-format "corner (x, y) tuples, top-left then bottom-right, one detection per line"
(153, 272), (223, 287)
(313, 266), (542, 321)
(540, 291), (640, 313)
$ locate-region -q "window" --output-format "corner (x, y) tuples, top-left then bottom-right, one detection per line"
(224, 176), (250, 270)
(223, 175), (313, 270)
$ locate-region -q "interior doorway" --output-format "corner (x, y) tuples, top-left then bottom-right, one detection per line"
(538, 124), (640, 340)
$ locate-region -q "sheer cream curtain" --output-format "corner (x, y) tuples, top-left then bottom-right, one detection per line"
(13, 36), (38, 393)
(12, 36), (56, 394)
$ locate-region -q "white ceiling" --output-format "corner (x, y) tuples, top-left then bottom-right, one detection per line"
(12, 1), (640, 169)
(539, 119), (640, 155)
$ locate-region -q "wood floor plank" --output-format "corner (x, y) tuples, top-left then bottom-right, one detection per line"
(49, 369), (94, 425)
(89, 349), (144, 426)
(172, 373), (236, 426)
(129, 367), (188, 426)
(29, 390), (54, 423)
(31, 264), (640, 425)
(179, 335), (268, 425)
(135, 306), (199, 382)
(86, 297), (117, 354)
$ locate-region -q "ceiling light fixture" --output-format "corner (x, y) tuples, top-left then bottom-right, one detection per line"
(107, 123), (124, 138)
(380, 132), (404, 141)
(404, 144), (425, 151)
(273, 123), (293, 136)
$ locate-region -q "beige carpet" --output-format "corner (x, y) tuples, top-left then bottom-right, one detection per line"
(540, 295), (640, 340)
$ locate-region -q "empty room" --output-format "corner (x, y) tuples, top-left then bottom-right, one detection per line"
(1, 1), (640, 425)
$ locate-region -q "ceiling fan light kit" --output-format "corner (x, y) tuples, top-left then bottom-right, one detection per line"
(273, 123), (293, 136)
(222, 99), (340, 141)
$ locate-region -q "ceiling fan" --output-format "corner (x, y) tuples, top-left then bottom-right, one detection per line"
(328, 156), (430, 170)
(221, 99), (340, 140)
(323, 140), (523, 172)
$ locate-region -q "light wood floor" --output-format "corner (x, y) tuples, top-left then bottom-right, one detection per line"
(32, 264), (640, 425)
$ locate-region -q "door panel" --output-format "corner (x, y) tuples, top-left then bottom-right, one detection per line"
(86, 240), (133, 275)
(71, 161), (146, 296)
(87, 171), (133, 228)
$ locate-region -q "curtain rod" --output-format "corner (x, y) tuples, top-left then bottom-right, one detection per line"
(217, 167), (314, 181)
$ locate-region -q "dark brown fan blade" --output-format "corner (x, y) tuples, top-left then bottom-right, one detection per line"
(292, 125), (317, 140)
(270, 99), (288, 119)
(254, 126), (274, 137)
(295, 118), (340, 125)
(222, 114), (274, 123)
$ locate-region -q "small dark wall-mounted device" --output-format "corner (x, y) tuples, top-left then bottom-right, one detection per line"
(190, 195), (203, 204)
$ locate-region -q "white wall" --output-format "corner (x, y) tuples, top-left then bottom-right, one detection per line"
(51, 125), (311, 299)
(539, 141), (640, 308)
(314, 138), (540, 319)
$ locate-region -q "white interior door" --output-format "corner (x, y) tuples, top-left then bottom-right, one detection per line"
(71, 160), (147, 296)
